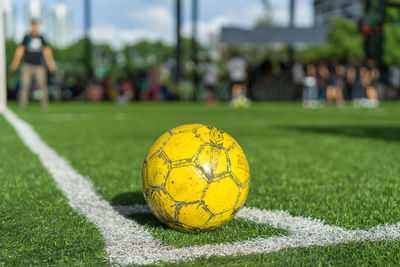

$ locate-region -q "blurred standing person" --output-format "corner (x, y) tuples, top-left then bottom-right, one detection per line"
(116, 79), (134, 104)
(316, 60), (329, 104)
(9, 20), (57, 110)
(102, 74), (115, 101)
(364, 59), (380, 107)
(389, 65), (400, 99)
(148, 66), (161, 101)
(202, 58), (219, 104)
(326, 60), (345, 106)
(347, 58), (367, 107)
(302, 61), (318, 108)
(292, 60), (305, 100)
(227, 52), (250, 107)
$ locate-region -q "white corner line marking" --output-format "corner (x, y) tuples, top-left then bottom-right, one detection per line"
(3, 108), (400, 265)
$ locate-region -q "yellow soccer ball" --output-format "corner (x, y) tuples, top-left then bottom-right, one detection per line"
(142, 124), (250, 233)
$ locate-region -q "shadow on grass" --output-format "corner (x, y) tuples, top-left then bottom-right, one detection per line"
(111, 191), (169, 229)
(111, 191), (146, 205)
(110, 193), (290, 244)
(285, 126), (400, 142)
(128, 212), (168, 229)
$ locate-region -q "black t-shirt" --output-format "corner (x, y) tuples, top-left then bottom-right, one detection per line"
(21, 34), (48, 65)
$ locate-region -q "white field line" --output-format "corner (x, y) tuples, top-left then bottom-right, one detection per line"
(113, 204), (400, 264)
(3, 108), (400, 265)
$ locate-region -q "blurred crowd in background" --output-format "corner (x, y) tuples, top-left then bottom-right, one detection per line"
(4, 16), (400, 107)
(5, 50), (400, 107)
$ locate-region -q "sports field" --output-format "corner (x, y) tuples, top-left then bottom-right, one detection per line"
(1, 102), (400, 266)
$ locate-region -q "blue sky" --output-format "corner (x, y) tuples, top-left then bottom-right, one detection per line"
(13, 0), (314, 47)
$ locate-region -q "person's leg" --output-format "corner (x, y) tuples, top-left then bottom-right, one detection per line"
(19, 64), (32, 109)
(326, 86), (333, 103)
(331, 86), (338, 102)
(336, 89), (345, 107)
(35, 66), (49, 109)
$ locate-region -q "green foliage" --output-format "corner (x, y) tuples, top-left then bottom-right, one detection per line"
(51, 39), (179, 83)
(5, 40), (18, 85)
(299, 45), (330, 62)
(383, 3), (400, 66)
(92, 43), (118, 78)
(299, 17), (364, 62)
(5, 39), (17, 65)
(257, 0), (274, 27)
(384, 24), (400, 66)
(122, 40), (174, 72)
(326, 17), (365, 59)
(256, 17), (274, 27)
(5, 36), (207, 91)
(52, 39), (88, 79)
(222, 45), (289, 76)
(299, 4), (400, 66)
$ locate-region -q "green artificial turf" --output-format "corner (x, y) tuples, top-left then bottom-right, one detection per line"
(0, 116), (108, 266)
(162, 241), (400, 266)
(16, 102), (400, 229)
(3, 101), (400, 265)
(128, 213), (288, 248)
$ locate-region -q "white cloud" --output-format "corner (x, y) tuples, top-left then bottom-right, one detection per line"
(15, 17), (25, 42)
(295, 1), (314, 27)
(90, 26), (159, 48)
(268, 0), (314, 27)
(182, 4), (266, 45)
(86, 6), (174, 48)
(72, 1), (314, 48)
(182, 16), (232, 45)
(243, 4), (268, 25)
(129, 6), (174, 44)
(270, 0), (290, 26)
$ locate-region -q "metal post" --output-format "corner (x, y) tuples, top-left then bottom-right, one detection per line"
(289, 0), (295, 28)
(175, 0), (182, 86)
(377, 0), (385, 72)
(84, 0), (93, 82)
(191, 0), (199, 100)
(364, 0), (372, 59)
(288, 0), (295, 61)
(0, 0), (7, 112)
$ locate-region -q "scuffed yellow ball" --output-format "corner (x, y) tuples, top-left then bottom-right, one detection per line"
(142, 124), (250, 233)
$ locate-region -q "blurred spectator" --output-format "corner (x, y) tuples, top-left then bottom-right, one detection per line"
(389, 66), (400, 99)
(9, 19), (57, 110)
(227, 52), (247, 91)
(292, 60), (304, 100)
(303, 62), (318, 108)
(49, 70), (64, 101)
(103, 74), (116, 101)
(227, 52), (250, 107)
(364, 59), (380, 107)
(178, 78), (195, 102)
(115, 79), (134, 104)
(317, 60), (329, 103)
(148, 66), (161, 101)
(347, 59), (367, 107)
(202, 58), (219, 104)
(87, 81), (104, 102)
(326, 59), (345, 106)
